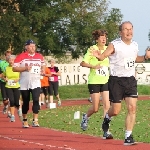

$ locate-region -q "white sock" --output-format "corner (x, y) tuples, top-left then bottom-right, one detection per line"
(125, 130), (132, 139)
(8, 111), (11, 114)
(105, 113), (112, 120)
(46, 100), (48, 103)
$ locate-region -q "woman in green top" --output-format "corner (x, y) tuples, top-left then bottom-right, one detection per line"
(80, 29), (113, 139)
(3, 55), (21, 122)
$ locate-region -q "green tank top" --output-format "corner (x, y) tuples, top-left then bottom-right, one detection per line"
(82, 45), (109, 84)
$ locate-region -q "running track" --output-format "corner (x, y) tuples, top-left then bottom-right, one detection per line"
(0, 96), (150, 150)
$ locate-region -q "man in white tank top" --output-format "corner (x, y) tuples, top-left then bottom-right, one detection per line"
(91, 21), (150, 145)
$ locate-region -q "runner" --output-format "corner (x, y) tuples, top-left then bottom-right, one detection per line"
(91, 21), (150, 145)
(48, 59), (61, 106)
(39, 65), (51, 108)
(0, 50), (12, 115)
(2, 55), (21, 122)
(13, 39), (45, 128)
(80, 29), (112, 139)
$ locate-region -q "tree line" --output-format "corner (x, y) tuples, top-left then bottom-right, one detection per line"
(0, 0), (123, 58)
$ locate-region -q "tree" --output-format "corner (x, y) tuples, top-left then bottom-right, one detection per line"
(0, 0), (123, 59)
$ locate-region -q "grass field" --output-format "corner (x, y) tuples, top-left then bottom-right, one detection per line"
(1, 84), (150, 142)
(28, 100), (150, 143)
(0, 84), (150, 101)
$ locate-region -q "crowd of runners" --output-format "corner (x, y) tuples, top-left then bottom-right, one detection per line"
(1, 21), (150, 146)
(0, 40), (61, 127)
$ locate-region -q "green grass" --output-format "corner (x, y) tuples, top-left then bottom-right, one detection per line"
(28, 100), (150, 143)
(0, 84), (150, 101)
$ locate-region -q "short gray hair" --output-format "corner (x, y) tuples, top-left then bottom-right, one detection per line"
(6, 55), (16, 61)
(119, 21), (133, 31)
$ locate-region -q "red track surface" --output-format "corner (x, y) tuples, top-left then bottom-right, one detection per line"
(0, 96), (150, 150)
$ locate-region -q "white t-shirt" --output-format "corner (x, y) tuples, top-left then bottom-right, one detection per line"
(109, 38), (138, 77)
(13, 52), (45, 90)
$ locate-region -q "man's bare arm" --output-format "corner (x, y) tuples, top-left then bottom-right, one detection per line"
(93, 43), (115, 61)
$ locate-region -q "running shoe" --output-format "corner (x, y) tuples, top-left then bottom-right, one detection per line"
(22, 121), (29, 128)
(7, 112), (11, 118)
(88, 97), (92, 103)
(80, 113), (88, 131)
(103, 131), (113, 139)
(58, 99), (61, 106)
(18, 109), (22, 117)
(10, 115), (15, 122)
(3, 105), (8, 114)
(124, 134), (137, 146)
(32, 120), (40, 127)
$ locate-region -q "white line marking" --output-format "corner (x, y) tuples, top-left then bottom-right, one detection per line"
(0, 135), (77, 150)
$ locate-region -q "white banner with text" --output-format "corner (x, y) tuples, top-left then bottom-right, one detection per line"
(53, 63), (150, 86)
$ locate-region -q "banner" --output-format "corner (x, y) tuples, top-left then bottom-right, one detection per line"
(51, 63), (150, 86)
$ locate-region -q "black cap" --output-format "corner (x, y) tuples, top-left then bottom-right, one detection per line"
(25, 39), (35, 45)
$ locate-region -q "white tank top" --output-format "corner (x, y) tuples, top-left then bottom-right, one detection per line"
(109, 38), (138, 77)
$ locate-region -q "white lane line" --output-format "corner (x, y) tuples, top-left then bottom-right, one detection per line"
(0, 135), (77, 150)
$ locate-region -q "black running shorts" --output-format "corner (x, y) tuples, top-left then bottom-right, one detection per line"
(109, 76), (138, 103)
(88, 83), (108, 94)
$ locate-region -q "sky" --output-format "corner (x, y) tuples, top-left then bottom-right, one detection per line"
(109, 0), (150, 55)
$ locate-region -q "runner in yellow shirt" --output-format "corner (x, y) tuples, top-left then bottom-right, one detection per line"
(80, 29), (113, 139)
(3, 55), (21, 122)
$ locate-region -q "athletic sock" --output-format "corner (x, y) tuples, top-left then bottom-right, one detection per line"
(125, 130), (132, 139)
(23, 118), (27, 122)
(105, 113), (112, 120)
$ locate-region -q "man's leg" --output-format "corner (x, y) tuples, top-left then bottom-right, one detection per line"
(102, 76), (123, 139)
(102, 102), (121, 139)
(21, 90), (30, 128)
(124, 97), (137, 145)
(31, 87), (40, 127)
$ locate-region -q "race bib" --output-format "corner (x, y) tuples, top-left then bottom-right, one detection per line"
(40, 76), (43, 79)
(124, 57), (135, 69)
(49, 77), (54, 81)
(96, 66), (108, 76)
(8, 80), (16, 86)
(30, 66), (40, 74)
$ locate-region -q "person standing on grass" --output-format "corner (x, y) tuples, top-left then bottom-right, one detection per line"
(91, 21), (150, 145)
(80, 29), (112, 139)
(2, 55), (22, 122)
(48, 59), (61, 106)
(13, 39), (45, 128)
(39, 66), (51, 108)
(0, 50), (12, 116)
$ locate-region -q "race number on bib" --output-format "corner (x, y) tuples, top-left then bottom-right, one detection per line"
(96, 66), (108, 76)
(30, 66), (40, 74)
(49, 77), (54, 81)
(8, 80), (16, 86)
(124, 57), (135, 69)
